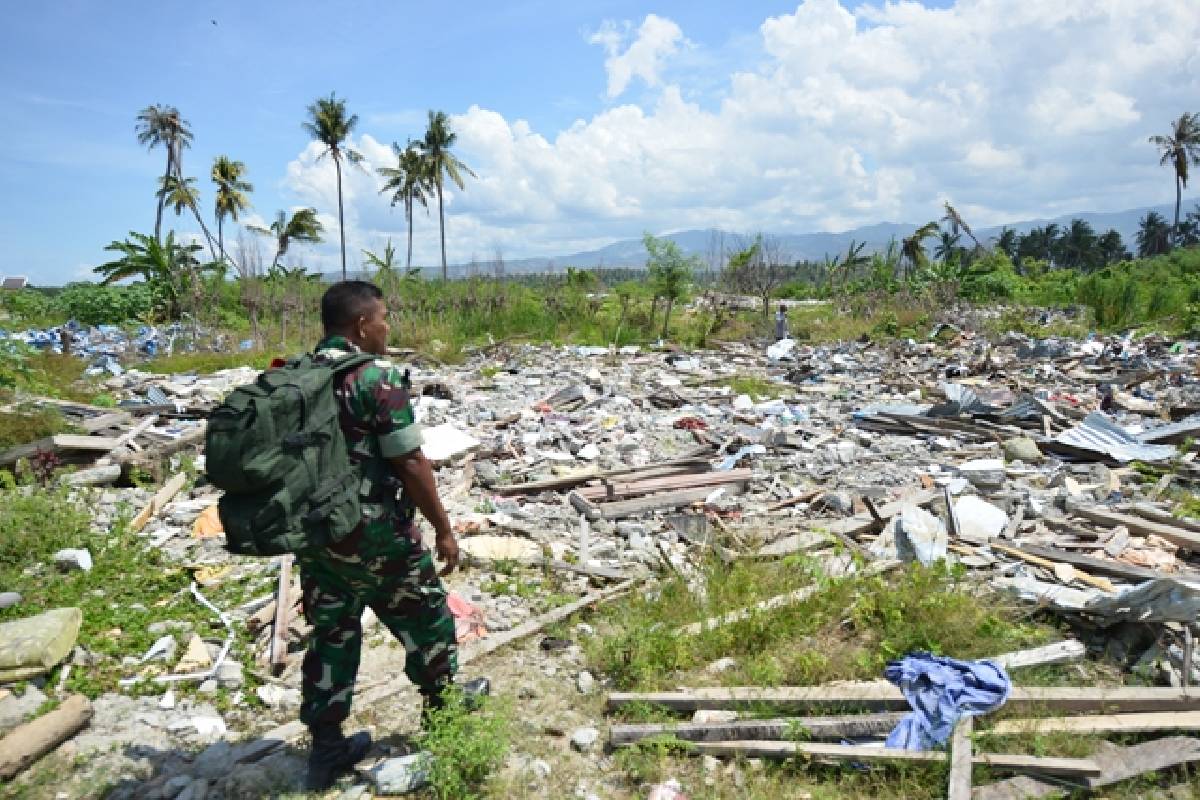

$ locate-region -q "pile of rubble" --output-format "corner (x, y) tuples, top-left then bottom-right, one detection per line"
(6, 325), (1200, 796)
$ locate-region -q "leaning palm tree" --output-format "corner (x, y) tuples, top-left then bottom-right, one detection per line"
(249, 208), (324, 271)
(211, 156), (253, 266)
(378, 141), (432, 270)
(302, 93), (363, 280)
(158, 175), (218, 261)
(1150, 112), (1200, 246)
(420, 110), (476, 281)
(941, 202), (982, 250)
(136, 105), (193, 242)
(900, 222), (940, 278)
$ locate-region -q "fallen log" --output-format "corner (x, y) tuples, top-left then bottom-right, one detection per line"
(687, 740), (1100, 778)
(0, 694), (93, 780)
(607, 685), (1200, 714)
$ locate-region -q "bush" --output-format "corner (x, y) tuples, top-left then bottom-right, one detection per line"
(421, 688), (511, 800)
(55, 282), (155, 325)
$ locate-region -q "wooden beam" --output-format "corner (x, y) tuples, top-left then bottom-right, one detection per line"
(130, 472), (189, 533)
(459, 579), (635, 666)
(948, 717), (973, 800)
(78, 412), (134, 433)
(0, 694), (93, 780)
(767, 489), (822, 512)
(1072, 506), (1200, 552)
(825, 489), (940, 540)
(493, 454), (713, 495)
(989, 640), (1086, 671)
(687, 740), (1100, 778)
(576, 469), (752, 501)
(987, 543), (1115, 593)
(269, 555), (294, 675)
(607, 685), (1200, 714)
(1009, 543), (1181, 585)
(1130, 502), (1200, 534)
(0, 434), (121, 467)
(610, 713), (906, 746)
(975, 737), (1200, 799)
(989, 710), (1200, 736)
(597, 486), (729, 520)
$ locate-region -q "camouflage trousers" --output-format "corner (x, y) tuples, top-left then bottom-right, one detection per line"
(296, 534), (457, 727)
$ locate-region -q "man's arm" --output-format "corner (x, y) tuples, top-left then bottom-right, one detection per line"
(389, 451), (459, 575)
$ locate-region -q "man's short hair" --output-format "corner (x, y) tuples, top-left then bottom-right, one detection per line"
(321, 280), (383, 331)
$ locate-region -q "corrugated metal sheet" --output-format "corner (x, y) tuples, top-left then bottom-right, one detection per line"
(1053, 412), (1177, 463)
(1139, 415), (1200, 446)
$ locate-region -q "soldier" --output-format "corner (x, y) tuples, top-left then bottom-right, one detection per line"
(300, 280), (488, 789)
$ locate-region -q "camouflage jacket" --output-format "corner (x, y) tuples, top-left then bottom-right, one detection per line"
(314, 335), (424, 555)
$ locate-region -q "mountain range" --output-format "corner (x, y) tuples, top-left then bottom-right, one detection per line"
(448, 201), (1184, 276)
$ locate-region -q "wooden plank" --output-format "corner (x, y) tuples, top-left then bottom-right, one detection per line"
(78, 412), (134, 433)
(1073, 506), (1200, 552)
(597, 487), (726, 520)
(130, 472), (189, 533)
(0, 694), (93, 780)
(459, 579), (635, 666)
(544, 558), (627, 582)
(269, 555), (294, 675)
(990, 710), (1200, 736)
(58, 463), (122, 487)
(493, 454), (713, 495)
(95, 414), (160, 465)
(1011, 543), (1177, 584)
(607, 685), (1200, 714)
(576, 469), (752, 501)
(676, 560), (899, 636)
(688, 740), (1100, 778)
(989, 640), (1086, 671)
(987, 543), (1115, 593)
(948, 717), (973, 800)
(974, 737), (1200, 799)
(1131, 502), (1200, 534)
(766, 488), (821, 512)
(610, 713), (906, 746)
(0, 434), (122, 468)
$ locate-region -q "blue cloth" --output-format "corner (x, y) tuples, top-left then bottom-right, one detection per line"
(884, 653), (1011, 750)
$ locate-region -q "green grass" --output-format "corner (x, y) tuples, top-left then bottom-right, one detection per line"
(0, 406), (79, 451)
(590, 556), (1054, 696)
(723, 375), (787, 399)
(421, 688), (512, 800)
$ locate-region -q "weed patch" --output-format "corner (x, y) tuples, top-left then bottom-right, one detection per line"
(421, 687), (512, 800)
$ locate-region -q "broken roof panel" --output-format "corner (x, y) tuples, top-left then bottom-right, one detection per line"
(1046, 412), (1177, 463)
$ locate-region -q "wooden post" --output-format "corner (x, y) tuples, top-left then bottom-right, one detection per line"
(0, 694), (93, 779)
(948, 716), (973, 800)
(270, 555), (294, 675)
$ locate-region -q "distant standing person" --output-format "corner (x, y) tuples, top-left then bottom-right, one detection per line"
(775, 303), (789, 340)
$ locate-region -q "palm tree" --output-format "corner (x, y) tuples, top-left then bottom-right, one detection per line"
(941, 203), (982, 250)
(362, 239), (400, 280)
(900, 222), (940, 277)
(250, 208), (324, 271)
(995, 228), (1018, 263)
(420, 110), (476, 281)
(211, 156), (253, 266)
(158, 175), (218, 261)
(934, 231), (962, 263)
(1150, 112), (1200, 245)
(1058, 219), (1098, 270)
(1136, 211), (1173, 257)
(378, 141), (432, 271)
(302, 93), (363, 280)
(136, 105), (193, 242)
(1097, 229), (1130, 266)
(94, 231), (207, 319)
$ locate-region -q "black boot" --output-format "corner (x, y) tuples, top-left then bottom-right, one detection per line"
(421, 677), (492, 727)
(306, 723), (372, 790)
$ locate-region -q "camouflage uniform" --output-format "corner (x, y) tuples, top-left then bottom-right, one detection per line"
(296, 335), (457, 727)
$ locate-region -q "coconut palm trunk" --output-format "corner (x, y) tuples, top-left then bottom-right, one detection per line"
(1175, 172), (1184, 245)
(335, 156), (347, 280)
(436, 181), (447, 281)
(155, 154), (171, 242)
(406, 201), (415, 271)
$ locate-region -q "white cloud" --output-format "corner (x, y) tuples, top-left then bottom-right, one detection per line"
(279, 0), (1200, 272)
(590, 14), (687, 99)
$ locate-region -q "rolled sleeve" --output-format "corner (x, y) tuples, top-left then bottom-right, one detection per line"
(379, 423), (424, 457)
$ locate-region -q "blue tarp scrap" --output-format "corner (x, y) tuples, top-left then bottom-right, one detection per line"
(883, 653), (1011, 751)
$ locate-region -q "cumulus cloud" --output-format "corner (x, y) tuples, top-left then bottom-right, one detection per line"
(590, 14), (687, 99)
(279, 0), (1200, 272)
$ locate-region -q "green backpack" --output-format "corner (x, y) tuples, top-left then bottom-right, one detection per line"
(205, 351), (375, 556)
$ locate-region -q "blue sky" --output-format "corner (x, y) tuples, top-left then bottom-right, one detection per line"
(0, 0), (1194, 284)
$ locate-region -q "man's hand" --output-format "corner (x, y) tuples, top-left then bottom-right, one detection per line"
(435, 530), (460, 576)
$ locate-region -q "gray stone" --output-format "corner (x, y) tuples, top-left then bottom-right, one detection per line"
(198, 679), (219, 695)
(191, 741), (234, 779)
(570, 726), (600, 752)
(1003, 437), (1044, 463)
(0, 684), (47, 731)
(174, 779), (209, 800)
(163, 775), (193, 796)
(53, 548), (93, 572)
(706, 657), (738, 674)
(576, 670), (595, 694)
(215, 660), (244, 688)
(369, 752), (433, 795)
(0, 591), (21, 609)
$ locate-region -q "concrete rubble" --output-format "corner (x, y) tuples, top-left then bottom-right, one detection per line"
(9, 323), (1200, 795)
